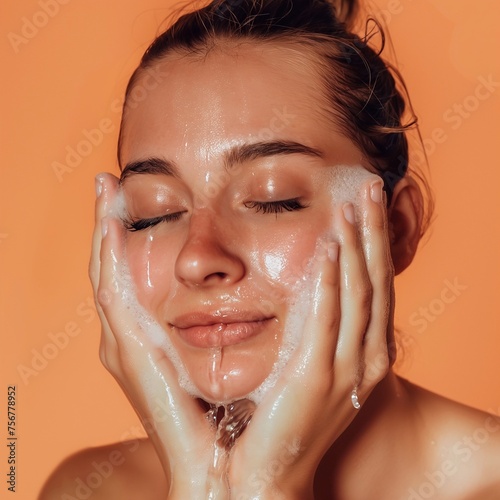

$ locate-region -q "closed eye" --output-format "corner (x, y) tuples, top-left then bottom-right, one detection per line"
(244, 198), (308, 214)
(122, 211), (186, 231)
(123, 198), (307, 231)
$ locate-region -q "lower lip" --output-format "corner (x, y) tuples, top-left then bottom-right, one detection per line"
(175, 319), (273, 348)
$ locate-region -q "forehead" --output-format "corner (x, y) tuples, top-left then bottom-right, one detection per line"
(119, 42), (339, 163)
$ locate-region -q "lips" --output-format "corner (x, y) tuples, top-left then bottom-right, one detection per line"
(171, 312), (274, 348)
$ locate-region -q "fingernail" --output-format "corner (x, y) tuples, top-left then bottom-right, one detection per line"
(342, 203), (355, 225)
(370, 181), (383, 203)
(101, 217), (108, 238)
(327, 242), (339, 262)
(95, 175), (104, 197)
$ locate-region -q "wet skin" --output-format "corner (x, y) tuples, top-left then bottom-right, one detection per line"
(119, 43), (374, 402)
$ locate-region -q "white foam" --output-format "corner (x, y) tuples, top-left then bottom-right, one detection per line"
(108, 188), (127, 219)
(108, 164), (381, 404)
(327, 164), (380, 203)
(247, 164), (381, 403)
(246, 247), (316, 404)
(118, 265), (202, 397)
(107, 189), (202, 397)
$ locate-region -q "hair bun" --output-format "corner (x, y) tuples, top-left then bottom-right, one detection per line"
(323, 0), (359, 30)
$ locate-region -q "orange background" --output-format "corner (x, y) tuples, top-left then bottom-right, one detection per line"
(1, 1), (499, 498)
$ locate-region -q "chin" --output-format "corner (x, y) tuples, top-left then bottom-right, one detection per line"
(179, 339), (280, 404)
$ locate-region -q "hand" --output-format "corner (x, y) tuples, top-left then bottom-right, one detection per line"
(89, 173), (218, 498)
(227, 179), (394, 499)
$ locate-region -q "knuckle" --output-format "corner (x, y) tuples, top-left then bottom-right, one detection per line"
(373, 265), (393, 289)
(97, 287), (113, 308)
(88, 257), (97, 279)
(371, 214), (386, 231)
(99, 344), (111, 370)
(364, 350), (390, 384)
(325, 266), (340, 289)
(327, 314), (341, 333)
(355, 282), (373, 309)
(385, 268), (394, 288)
(99, 345), (121, 377)
(99, 352), (108, 369)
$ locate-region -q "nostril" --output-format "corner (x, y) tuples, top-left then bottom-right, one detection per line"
(204, 271), (229, 283)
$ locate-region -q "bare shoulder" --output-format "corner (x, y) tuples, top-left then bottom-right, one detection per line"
(402, 378), (500, 499)
(38, 438), (167, 500)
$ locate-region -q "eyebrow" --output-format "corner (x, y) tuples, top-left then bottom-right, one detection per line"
(223, 140), (323, 170)
(120, 140), (323, 182)
(120, 157), (180, 183)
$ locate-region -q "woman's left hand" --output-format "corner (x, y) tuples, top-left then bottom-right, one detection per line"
(227, 179), (394, 499)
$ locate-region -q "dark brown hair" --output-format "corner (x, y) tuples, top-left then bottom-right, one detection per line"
(118, 0), (433, 236)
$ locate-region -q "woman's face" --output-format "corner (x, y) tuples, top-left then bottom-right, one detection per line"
(119, 44), (369, 403)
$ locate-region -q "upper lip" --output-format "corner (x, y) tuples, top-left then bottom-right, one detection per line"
(170, 310), (273, 329)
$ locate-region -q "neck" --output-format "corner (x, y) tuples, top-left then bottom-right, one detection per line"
(315, 371), (423, 498)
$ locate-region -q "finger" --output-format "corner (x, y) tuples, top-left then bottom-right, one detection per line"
(358, 181), (394, 386)
(334, 201), (372, 383)
(90, 174), (121, 359)
(96, 214), (153, 373)
(89, 174), (104, 291)
(97, 216), (126, 369)
(296, 239), (341, 371)
(97, 216), (132, 335)
(89, 173), (120, 291)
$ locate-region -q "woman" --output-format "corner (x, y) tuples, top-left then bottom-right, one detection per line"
(40, 0), (500, 498)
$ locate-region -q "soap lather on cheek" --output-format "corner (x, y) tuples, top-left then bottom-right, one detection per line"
(103, 189), (201, 396)
(98, 164), (382, 453)
(248, 164), (380, 402)
(103, 165), (379, 402)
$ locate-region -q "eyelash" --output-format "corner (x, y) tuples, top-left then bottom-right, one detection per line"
(123, 198), (307, 231)
(243, 198), (308, 214)
(123, 211), (185, 232)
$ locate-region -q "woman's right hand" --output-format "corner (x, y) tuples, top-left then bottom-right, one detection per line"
(89, 173), (218, 499)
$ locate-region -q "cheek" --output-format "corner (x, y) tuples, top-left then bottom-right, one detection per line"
(248, 219), (328, 290)
(124, 232), (177, 314)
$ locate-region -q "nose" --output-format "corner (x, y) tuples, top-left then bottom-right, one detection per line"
(174, 211), (245, 288)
